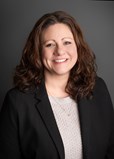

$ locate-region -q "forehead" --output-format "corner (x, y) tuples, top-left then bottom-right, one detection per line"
(42, 23), (73, 40)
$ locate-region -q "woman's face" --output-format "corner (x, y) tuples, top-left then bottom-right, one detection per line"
(41, 23), (78, 78)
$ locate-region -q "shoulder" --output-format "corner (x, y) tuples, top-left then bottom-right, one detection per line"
(95, 76), (107, 88)
(4, 87), (36, 100)
(4, 88), (30, 103)
(93, 76), (113, 110)
(94, 76), (110, 96)
(5, 87), (25, 98)
(2, 87), (37, 111)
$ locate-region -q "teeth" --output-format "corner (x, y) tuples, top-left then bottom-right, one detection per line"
(54, 59), (66, 63)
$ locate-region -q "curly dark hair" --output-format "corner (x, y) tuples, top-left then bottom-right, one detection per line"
(14, 11), (97, 100)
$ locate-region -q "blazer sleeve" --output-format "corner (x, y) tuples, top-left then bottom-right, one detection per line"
(0, 90), (22, 159)
(100, 78), (114, 159)
(106, 118), (114, 159)
(106, 102), (114, 159)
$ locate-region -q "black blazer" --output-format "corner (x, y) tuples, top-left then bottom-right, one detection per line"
(0, 77), (114, 159)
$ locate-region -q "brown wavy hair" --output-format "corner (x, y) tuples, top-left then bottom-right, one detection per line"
(14, 11), (97, 100)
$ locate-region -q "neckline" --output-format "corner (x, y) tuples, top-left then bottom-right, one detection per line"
(49, 95), (74, 105)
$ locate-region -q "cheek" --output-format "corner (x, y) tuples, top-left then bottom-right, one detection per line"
(41, 50), (48, 61)
(72, 54), (78, 65)
(70, 47), (78, 59)
(41, 50), (52, 67)
(41, 51), (47, 66)
(42, 49), (52, 59)
(74, 50), (78, 60)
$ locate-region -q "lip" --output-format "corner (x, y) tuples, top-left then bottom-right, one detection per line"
(53, 58), (68, 63)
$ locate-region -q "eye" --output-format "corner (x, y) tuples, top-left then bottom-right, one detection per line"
(45, 43), (55, 48)
(64, 41), (72, 45)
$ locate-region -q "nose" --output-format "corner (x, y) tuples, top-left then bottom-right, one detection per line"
(54, 45), (65, 56)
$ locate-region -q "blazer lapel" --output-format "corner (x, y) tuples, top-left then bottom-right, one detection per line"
(78, 97), (96, 159)
(34, 81), (64, 159)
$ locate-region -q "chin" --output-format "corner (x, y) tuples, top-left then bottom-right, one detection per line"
(53, 71), (70, 76)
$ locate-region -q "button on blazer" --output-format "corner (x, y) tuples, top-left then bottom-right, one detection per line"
(0, 77), (114, 159)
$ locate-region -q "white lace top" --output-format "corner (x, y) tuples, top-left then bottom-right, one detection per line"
(48, 96), (83, 159)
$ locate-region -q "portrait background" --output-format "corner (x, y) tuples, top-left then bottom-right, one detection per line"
(0, 0), (114, 109)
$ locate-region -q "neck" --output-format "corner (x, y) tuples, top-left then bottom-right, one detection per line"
(44, 73), (69, 98)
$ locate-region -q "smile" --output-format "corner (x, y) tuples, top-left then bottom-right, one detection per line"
(53, 59), (67, 63)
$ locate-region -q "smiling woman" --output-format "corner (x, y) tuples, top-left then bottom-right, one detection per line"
(41, 23), (78, 84)
(0, 11), (114, 159)
(13, 11), (97, 100)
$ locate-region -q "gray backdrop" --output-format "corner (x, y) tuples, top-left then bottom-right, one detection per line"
(0, 0), (114, 109)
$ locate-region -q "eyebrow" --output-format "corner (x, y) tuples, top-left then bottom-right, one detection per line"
(42, 39), (56, 45)
(62, 37), (73, 40)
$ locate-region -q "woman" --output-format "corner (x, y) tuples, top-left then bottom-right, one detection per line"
(0, 11), (114, 159)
